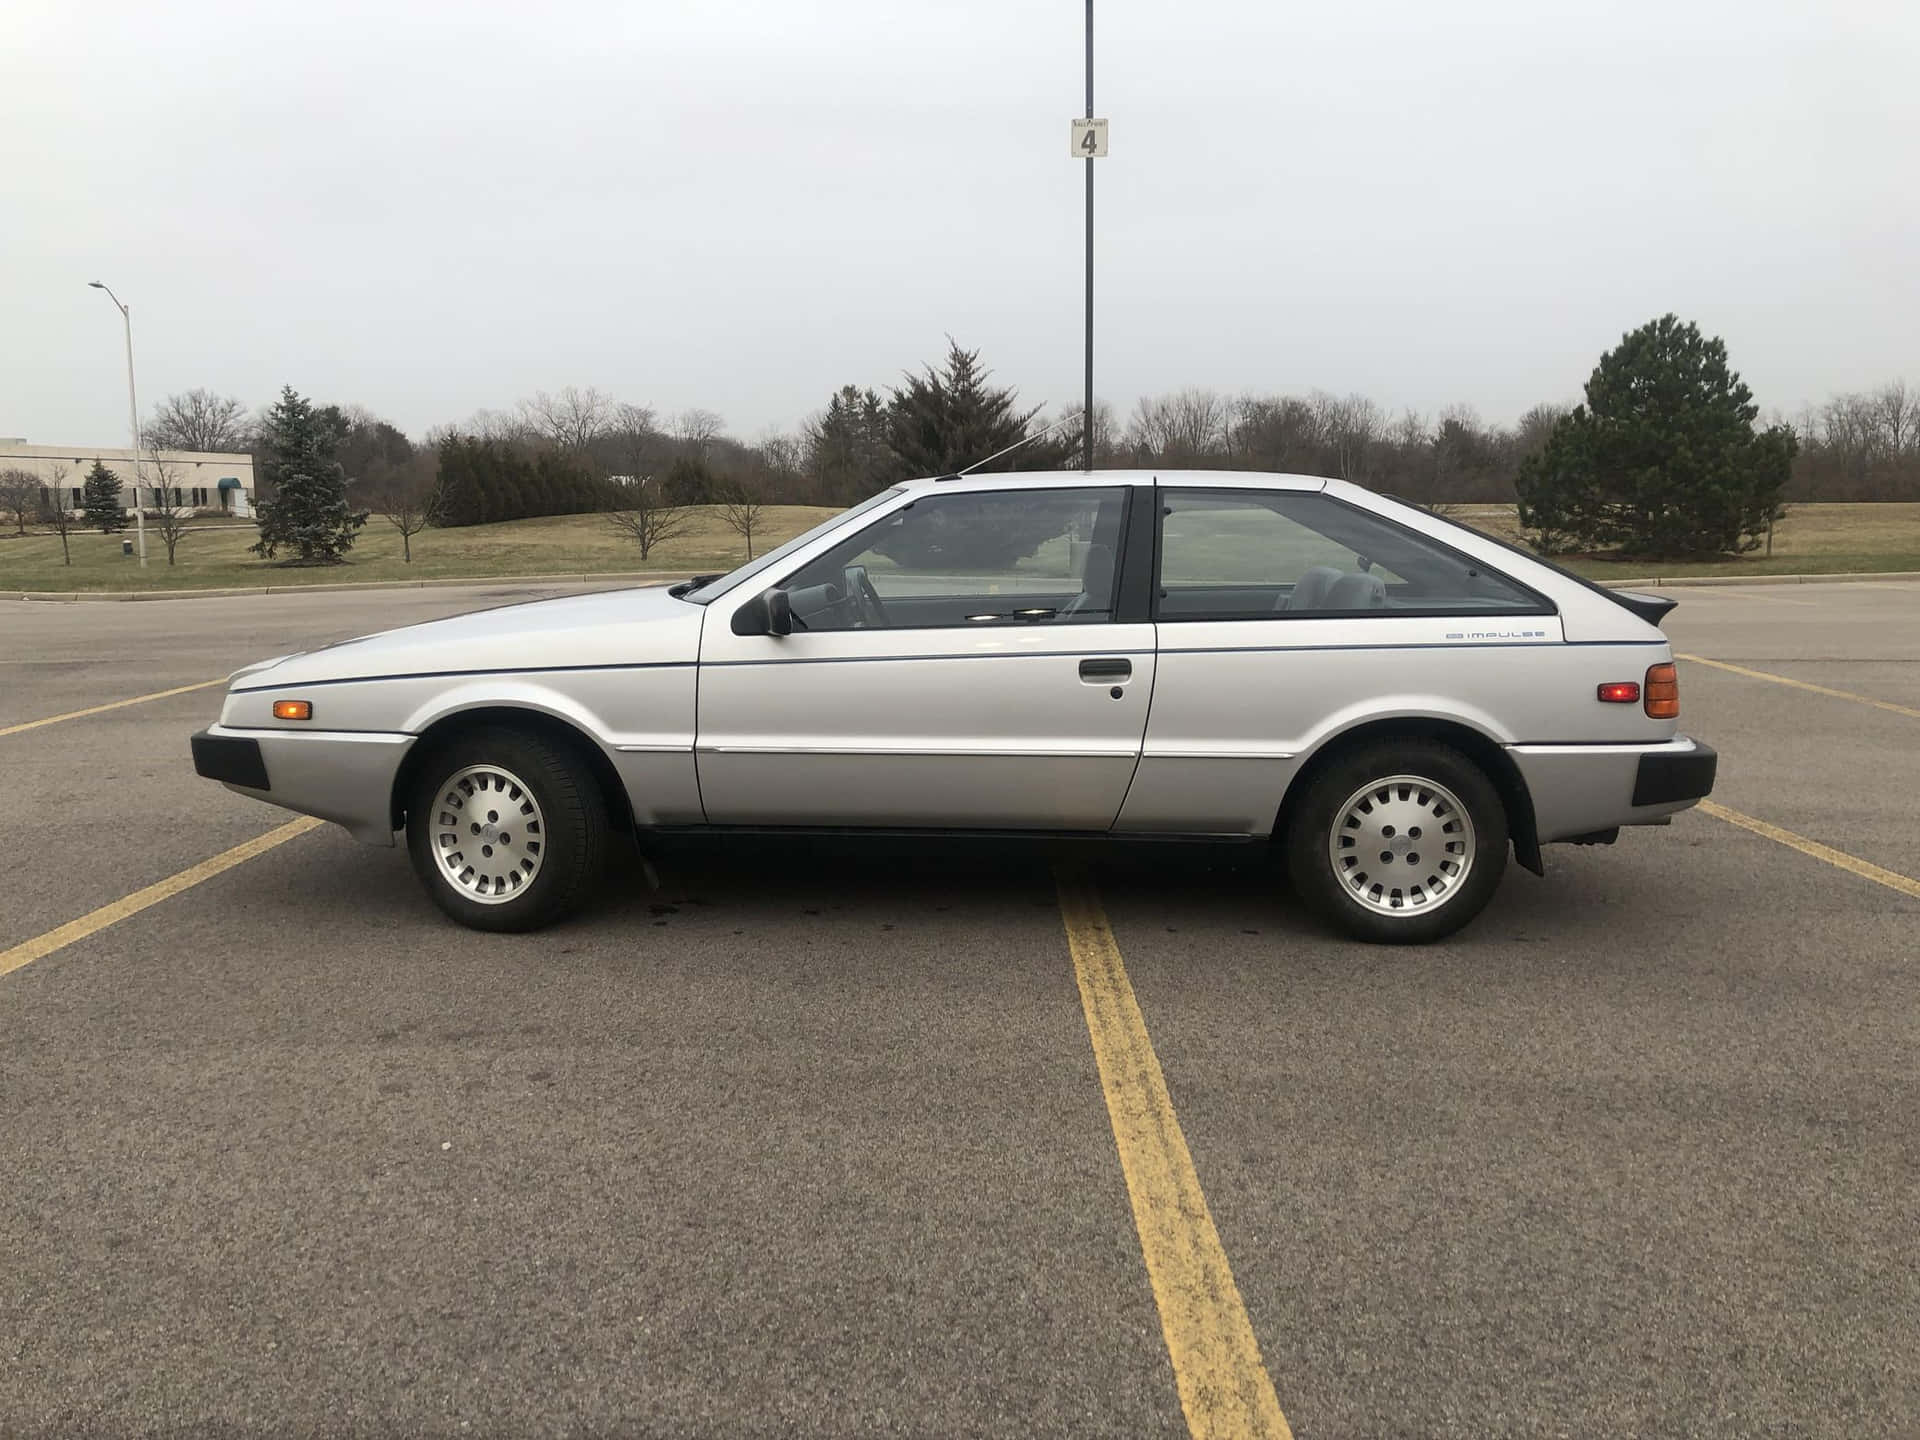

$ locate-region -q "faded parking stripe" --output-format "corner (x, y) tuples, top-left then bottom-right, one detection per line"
(1678, 654), (1920, 721)
(0, 817), (323, 979)
(1056, 870), (1293, 1440)
(0, 678), (225, 737)
(1699, 800), (1920, 902)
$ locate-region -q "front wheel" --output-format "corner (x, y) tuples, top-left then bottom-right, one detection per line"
(1285, 739), (1508, 944)
(405, 725), (610, 932)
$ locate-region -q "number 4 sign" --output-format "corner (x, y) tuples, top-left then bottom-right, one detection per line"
(1070, 118), (1109, 157)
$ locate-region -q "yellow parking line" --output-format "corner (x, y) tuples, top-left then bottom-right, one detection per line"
(0, 817), (323, 980)
(1700, 801), (1920, 901)
(1056, 871), (1292, 1440)
(0, 678), (225, 737)
(1677, 654), (1920, 721)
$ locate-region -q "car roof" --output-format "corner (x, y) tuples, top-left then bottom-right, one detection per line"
(897, 468), (1330, 495)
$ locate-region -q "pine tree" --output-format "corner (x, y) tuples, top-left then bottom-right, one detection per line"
(1516, 316), (1796, 558)
(431, 436), (481, 527)
(806, 385), (896, 504)
(884, 341), (1077, 478)
(82, 460), (127, 533)
(250, 386), (367, 563)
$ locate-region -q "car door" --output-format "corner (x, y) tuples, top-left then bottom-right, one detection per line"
(1117, 483), (1559, 834)
(696, 482), (1154, 829)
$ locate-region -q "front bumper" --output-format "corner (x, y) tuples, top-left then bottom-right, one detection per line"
(190, 730), (269, 790)
(191, 724), (414, 846)
(1508, 735), (1716, 844)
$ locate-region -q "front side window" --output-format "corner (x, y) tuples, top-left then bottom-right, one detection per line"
(780, 486), (1129, 631)
(1158, 491), (1545, 619)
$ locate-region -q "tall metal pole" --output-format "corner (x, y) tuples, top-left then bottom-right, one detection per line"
(1083, 0), (1094, 474)
(90, 281), (148, 567)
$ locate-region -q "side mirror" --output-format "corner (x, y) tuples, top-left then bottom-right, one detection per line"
(730, 588), (793, 637)
(766, 588), (794, 636)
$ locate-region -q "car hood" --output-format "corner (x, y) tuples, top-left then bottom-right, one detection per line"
(231, 585), (704, 690)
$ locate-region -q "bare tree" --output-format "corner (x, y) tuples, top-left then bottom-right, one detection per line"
(142, 454), (193, 565)
(1873, 380), (1915, 460)
(1058, 401), (1118, 467)
(0, 467), (39, 536)
(672, 408), (725, 460)
(448, 407), (535, 446)
(719, 476), (767, 560)
(1315, 392), (1385, 485)
(374, 469), (442, 563)
(520, 386), (617, 455)
(605, 402), (661, 482)
(144, 388), (253, 452)
(601, 475), (692, 562)
(1126, 389), (1229, 462)
(37, 464), (75, 565)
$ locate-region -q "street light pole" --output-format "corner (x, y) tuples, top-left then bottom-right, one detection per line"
(88, 281), (147, 567)
(1083, 0), (1094, 474)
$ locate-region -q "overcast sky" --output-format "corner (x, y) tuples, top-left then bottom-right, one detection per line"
(4, 0), (1915, 446)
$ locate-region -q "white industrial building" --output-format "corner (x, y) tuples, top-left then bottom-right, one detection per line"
(0, 439), (256, 517)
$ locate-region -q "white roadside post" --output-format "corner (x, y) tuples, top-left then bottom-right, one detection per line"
(87, 281), (148, 568)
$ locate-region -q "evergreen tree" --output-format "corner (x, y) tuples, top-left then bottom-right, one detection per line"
(662, 456), (717, 505)
(431, 436), (481, 527)
(1516, 316), (1797, 558)
(805, 385), (896, 504)
(250, 386), (367, 563)
(82, 460), (127, 533)
(884, 341), (1076, 478)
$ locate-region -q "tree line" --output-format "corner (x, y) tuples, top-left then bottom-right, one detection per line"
(7, 324), (1914, 567)
(130, 349), (1918, 524)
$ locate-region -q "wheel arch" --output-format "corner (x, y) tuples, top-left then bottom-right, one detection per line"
(390, 706), (634, 835)
(1275, 717), (1543, 875)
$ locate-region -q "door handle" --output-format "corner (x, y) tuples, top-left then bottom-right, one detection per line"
(1078, 657), (1131, 681)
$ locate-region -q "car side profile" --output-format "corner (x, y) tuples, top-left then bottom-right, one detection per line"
(190, 471), (1716, 942)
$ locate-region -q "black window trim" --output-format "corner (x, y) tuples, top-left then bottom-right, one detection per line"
(771, 482), (1137, 633)
(1150, 489), (1557, 624)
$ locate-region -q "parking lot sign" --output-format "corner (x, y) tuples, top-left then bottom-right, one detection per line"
(1070, 117), (1108, 157)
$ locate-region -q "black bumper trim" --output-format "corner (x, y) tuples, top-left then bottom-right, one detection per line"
(1632, 741), (1716, 807)
(191, 731), (270, 791)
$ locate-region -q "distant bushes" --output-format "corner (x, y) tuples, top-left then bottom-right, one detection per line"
(432, 437), (603, 527)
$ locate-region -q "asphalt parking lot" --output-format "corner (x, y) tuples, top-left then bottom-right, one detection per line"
(3, 580), (1917, 1438)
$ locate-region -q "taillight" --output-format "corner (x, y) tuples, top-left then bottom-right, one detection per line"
(1644, 663), (1679, 719)
(1597, 682), (1641, 704)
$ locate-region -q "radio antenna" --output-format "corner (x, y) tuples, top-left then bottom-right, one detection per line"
(945, 411), (1083, 478)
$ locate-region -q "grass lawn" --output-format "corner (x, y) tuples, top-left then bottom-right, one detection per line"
(0, 506), (840, 594)
(3, 500), (1917, 595)
(1447, 503), (1920, 580)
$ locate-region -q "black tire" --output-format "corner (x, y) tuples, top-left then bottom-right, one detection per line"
(405, 724), (610, 933)
(1285, 738), (1508, 944)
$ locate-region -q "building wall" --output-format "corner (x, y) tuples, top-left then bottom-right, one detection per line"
(0, 440), (256, 514)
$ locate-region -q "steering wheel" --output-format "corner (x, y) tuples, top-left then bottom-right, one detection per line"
(843, 564), (890, 628)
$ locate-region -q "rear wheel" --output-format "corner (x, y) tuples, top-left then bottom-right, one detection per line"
(405, 725), (609, 932)
(1285, 739), (1508, 944)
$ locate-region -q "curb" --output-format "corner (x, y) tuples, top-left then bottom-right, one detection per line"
(8, 572), (696, 603)
(1610, 571), (1920, 589)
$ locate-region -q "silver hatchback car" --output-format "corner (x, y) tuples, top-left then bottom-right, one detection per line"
(191, 471), (1715, 943)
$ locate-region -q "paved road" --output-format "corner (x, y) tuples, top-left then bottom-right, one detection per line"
(2, 581), (1916, 1437)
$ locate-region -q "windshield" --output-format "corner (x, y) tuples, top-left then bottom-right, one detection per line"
(682, 488), (903, 603)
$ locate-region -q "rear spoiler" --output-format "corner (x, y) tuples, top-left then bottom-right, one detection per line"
(1609, 589), (1678, 626)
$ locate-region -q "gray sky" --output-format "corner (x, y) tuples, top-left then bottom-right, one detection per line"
(5, 0), (1915, 446)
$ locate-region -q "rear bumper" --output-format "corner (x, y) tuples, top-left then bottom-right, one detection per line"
(190, 724), (414, 846)
(1508, 735), (1716, 844)
(1632, 740), (1718, 807)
